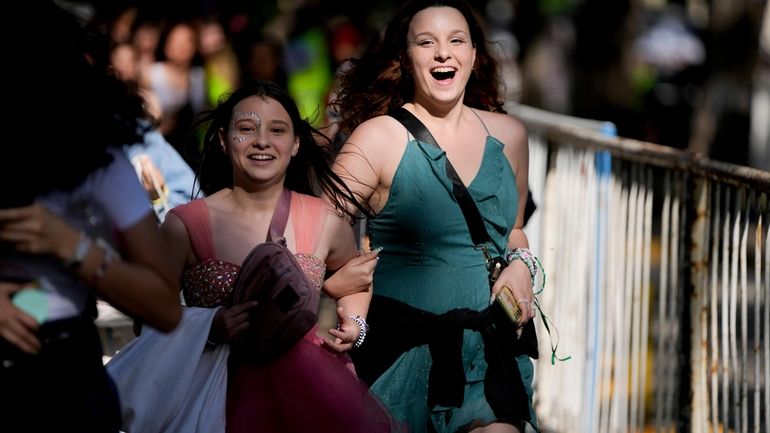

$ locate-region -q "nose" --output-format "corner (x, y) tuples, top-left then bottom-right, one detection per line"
(435, 41), (450, 62)
(251, 128), (269, 149)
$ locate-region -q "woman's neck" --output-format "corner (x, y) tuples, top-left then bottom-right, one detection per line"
(406, 101), (467, 134)
(228, 183), (284, 213)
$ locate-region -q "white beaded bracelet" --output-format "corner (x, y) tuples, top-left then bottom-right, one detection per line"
(348, 315), (369, 348)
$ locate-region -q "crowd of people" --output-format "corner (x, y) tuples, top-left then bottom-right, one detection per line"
(1, 1), (546, 432)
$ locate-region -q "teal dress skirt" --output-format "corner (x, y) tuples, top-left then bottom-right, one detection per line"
(364, 134), (536, 433)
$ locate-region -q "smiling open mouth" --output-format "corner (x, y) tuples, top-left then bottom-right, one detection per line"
(431, 68), (456, 80)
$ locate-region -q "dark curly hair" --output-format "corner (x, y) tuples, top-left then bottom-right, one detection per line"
(333, 0), (505, 136)
(2, 1), (149, 207)
(190, 80), (370, 220)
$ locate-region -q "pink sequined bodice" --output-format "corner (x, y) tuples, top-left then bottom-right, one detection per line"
(171, 193), (329, 308)
(182, 254), (326, 308)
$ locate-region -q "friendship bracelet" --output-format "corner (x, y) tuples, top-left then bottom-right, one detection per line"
(348, 314), (369, 348)
(505, 247), (546, 293)
(501, 249), (567, 363)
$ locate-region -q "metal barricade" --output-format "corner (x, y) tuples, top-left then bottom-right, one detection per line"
(509, 103), (770, 433)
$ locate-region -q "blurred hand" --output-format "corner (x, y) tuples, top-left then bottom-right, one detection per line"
(0, 202), (78, 261)
(0, 282), (40, 354)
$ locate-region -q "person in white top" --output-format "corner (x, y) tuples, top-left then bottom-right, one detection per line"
(0, 3), (181, 431)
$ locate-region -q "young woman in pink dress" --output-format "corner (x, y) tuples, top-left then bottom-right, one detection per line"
(164, 80), (402, 433)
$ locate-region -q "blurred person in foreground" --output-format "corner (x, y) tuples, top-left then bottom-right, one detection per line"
(0, 3), (182, 431)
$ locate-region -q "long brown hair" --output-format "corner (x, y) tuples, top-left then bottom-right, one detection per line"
(333, 0), (505, 136)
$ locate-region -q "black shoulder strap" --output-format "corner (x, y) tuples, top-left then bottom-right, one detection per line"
(389, 107), (491, 247)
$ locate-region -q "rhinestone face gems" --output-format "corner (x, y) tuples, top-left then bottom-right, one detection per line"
(231, 112), (261, 143)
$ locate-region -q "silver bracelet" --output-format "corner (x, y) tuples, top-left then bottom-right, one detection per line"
(348, 315), (369, 348)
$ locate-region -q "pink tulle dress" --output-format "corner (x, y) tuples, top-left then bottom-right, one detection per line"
(169, 192), (403, 433)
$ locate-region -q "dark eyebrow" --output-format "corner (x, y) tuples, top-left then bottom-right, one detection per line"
(412, 29), (469, 39)
(269, 120), (290, 128)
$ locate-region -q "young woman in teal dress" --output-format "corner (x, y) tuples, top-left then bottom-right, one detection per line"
(332, 1), (540, 432)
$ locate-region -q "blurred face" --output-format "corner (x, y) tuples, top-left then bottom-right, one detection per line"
(164, 24), (197, 66)
(133, 23), (160, 54)
(220, 96), (299, 189)
(110, 44), (137, 81)
(248, 43), (278, 81)
(406, 6), (476, 106)
(199, 22), (225, 57)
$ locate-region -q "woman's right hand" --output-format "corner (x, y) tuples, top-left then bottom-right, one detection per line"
(209, 301), (258, 344)
(0, 203), (79, 263)
(0, 282), (40, 354)
(322, 248), (380, 299)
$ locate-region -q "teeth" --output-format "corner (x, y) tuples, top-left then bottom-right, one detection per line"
(249, 155), (273, 160)
(431, 67), (455, 73)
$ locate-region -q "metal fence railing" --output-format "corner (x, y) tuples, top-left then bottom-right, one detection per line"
(508, 103), (770, 433)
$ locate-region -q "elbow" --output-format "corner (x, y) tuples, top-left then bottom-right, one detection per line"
(150, 289), (183, 332)
(153, 303), (182, 333)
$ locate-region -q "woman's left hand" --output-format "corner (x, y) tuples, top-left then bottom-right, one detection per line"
(492, 260), (535, 327)
(322, 307), (358, 354)
(0, 203), (78, 261)
(0, 282), (41, 354)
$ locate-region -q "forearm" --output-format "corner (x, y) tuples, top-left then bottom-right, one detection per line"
(89, 258), (181, 332)
(335, 290), (372, 319)
(67, 242), (181, 332)
(323, 270), (366, 299)
(53, 226), (180, 331)
(507, 227), (530, 250)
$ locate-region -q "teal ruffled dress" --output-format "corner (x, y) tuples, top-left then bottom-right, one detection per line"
(367, 125), (536, 433)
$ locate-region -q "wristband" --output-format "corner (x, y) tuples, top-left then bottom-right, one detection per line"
(63, 232), (93, 270)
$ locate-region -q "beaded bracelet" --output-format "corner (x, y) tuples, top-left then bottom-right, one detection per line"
(348, 314), (369, 348)
(505, 247), (545, 293)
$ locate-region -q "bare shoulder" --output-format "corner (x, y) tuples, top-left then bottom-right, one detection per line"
(475, 110), (528, 149)
(318, 202), (357, 269)
(341, 115), (408, 155)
